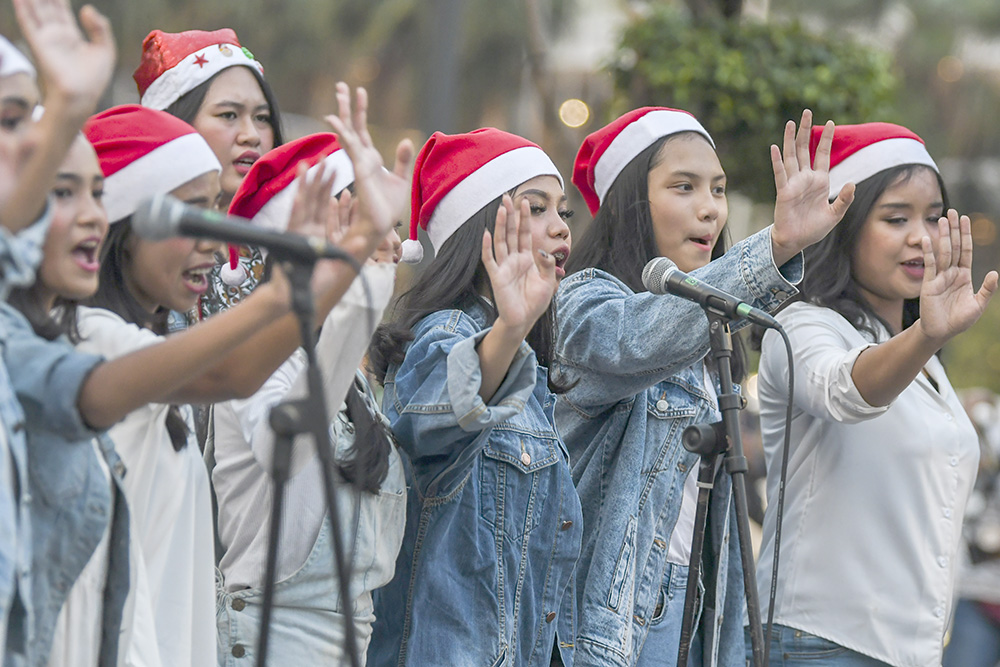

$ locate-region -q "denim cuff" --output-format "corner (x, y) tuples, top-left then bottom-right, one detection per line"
(740, 227), (802, 312)
(447, 328), (536, 432)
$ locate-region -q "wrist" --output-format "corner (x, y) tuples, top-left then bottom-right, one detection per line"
(492, 316), (532, 343)
(769, 225), (800, 267)
(913, 318), (948, 352)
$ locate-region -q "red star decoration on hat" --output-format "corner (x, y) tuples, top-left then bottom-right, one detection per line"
(193, 53), (208, 68)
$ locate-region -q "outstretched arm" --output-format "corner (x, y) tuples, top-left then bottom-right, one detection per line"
(81, 82), (414, 422)
(851, 210), (998, 406)
(4, 0), (115, 232)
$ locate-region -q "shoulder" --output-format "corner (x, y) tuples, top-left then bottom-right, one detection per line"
(411, 308), (486, 341)
(76, 307), (161, 357)
(558, 267), (634, 301)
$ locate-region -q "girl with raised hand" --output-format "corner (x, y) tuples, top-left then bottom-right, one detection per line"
(72, 98), (408, 667)
(135, 27), (283, 315)
(552, 108), (852, 666)
(0, 131), (137, 667)
(754, 123), (997, 667)
(367, 129), (582, 667)
(212, 131), (404, 666)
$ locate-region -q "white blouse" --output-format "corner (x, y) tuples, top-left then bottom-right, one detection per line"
(756, 302), (979, 667)
(76, 308), (216, 667)
(213, 262), (399, 590)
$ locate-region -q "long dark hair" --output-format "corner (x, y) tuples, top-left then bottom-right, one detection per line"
(164, 66), (284, 148)
(7, 285), (80, 343)
(565, 132), (747, 381)
(368, 194), (567, 390)
(87, 219), (191, 451)
(795, 164), (947, 339)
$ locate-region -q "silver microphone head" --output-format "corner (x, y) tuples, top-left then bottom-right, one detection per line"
(642, 257), (678, 294)
(131, 194), (181, 241)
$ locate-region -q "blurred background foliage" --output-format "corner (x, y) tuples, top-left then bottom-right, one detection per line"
(2, 0), (1000, 389)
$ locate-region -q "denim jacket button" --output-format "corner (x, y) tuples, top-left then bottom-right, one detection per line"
(113, 461), (126, 478)
(546, 612), (556, 623)
(231, 598), (246, 611)
(232, 644), (246, 658)
(520, 452), (531, 466)
(560, 520), (574, 531)
(655, 399), (669, 412)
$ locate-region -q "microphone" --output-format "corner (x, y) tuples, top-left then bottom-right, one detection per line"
(642, 257), (780, 329)
(132, 194), (354, 264)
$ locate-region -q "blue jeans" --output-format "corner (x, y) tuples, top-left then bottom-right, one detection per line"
(943, 599), (1000, 667)
(748, 625), (891, 666)
(635, 562), (703, 667)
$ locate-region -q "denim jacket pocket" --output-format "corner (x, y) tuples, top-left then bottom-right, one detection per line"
(479, 420), (560, 542)
(608, 514), (638, 612)
(29, 436), (87, 506)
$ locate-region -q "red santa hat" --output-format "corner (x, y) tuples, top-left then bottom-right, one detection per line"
(573, 107), (714, 215)
(223, 133), (354, 285)
(403, 127), (562, 264)
(134, 28), (265, 111)
(84, 104), (221, 223)
(810, 122), (938, 200)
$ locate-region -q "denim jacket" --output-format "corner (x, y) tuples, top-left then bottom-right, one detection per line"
(0, 207), (53, 661)
(552, 228), (801, 667)
(369, 304), (583, 667)
(0, 302), (131, 667)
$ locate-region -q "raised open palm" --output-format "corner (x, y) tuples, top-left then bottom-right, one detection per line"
(918, 209), (998, 344)
(325, 83), (413, 242)
(482, 195), (557, 334)
(14, 0), (115, 114)
(770, 109), (855, 265)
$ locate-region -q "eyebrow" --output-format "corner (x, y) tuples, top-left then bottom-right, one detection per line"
(210, 100), (270, 113)
(0, 97), (31, 109)
(517, 188), (568, 203)
(670, 170), (726, 182)
(54, 173), (83, 185)
(879, 201), (944, 210)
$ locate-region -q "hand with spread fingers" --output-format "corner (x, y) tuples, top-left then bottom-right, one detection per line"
(482, 195), (558, 336)
(917, 209), (998, 346)
(770, 109), (856, 266)
(13, 0), (115, 117)
(325, 82), (413, 260)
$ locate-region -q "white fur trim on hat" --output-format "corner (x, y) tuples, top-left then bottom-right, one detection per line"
(104, 133), (222, 222)
(140, 44), (264, 111)
(250, 150), (354, 235)
(594, 110), (714, 206)
(426, 146), (562, 255)
(0, 36), (34, 79)
(827, 137), (938, 199)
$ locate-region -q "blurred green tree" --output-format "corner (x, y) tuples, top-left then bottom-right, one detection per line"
(609, 3), (898, 201)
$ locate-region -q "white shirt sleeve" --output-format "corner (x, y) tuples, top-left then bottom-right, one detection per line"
(225, 262), (396, 475)
(762, 303), (889, 424)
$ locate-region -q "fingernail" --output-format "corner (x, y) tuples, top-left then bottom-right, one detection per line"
(538, 250), (549, 259)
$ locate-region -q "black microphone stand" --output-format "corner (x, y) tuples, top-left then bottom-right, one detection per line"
(255, 257), (362, 667)
(676, 311), (764, 667)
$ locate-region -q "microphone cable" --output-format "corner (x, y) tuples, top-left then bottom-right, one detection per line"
(761, 324), (795, 666)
